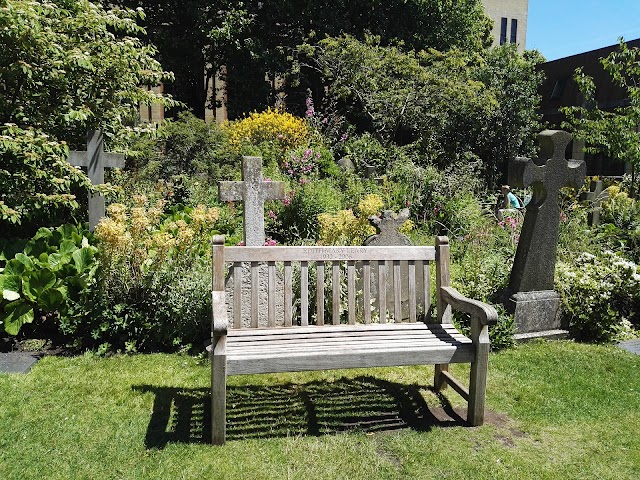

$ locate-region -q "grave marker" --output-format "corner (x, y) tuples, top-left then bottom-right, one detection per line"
(67, 130), (125, 230)
(507, 130), (586, 338)
(219, 156), (286, 246)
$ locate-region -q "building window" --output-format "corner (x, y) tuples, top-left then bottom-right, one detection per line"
(500, 17), (507, 45)
(511, 19), (518, 44)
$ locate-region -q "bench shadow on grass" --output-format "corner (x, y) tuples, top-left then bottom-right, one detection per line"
(133, 376), (466, 449)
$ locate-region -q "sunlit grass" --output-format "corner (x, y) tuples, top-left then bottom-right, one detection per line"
(0, 341), (638, 479)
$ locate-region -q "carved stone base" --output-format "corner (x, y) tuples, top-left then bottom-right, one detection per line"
(507, 290), (564, 335)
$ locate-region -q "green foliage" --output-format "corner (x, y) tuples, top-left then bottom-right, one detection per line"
(0, 224), (98, 336)
(0, 125), (91, 232)
(277, 179), (344, 242)
(562, 39), (640, 184)
(63, 201), (221, 352)
(134, 111), (239, 181)
(0, 0), (176, 142)
(0, 0), (177, 237)
(473, 45), (544, 188)
(556, 251), (640, 342)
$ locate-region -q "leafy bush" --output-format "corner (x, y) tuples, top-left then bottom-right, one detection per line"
(0, 224), (98, 336)
(0, 125), (91, 234)
(276, 179), (344, 242)
(556, 251), (640, 342)
(597, 186), (640, 262)
(67, 198), (220, 352)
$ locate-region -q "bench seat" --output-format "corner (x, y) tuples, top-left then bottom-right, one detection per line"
(225, 323), (474, 375)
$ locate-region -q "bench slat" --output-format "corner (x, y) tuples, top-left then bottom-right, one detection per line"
(409, 261), (416, 323)
(233, 263), (242, 328)
(251, 261), (259, 328)
(348, 261), (356, 325)
(378, 261), (387, 324)
(284, 262), (292, 327)
(301, 261), (309, 326)
(332, 261), (340, 325)
(224, 246), (436, 262)
(227, 346), (474, 375)
(268, 262), (276, 327)
(317, 262), (325, 325)
(363, 261), (371, 324)
(423, 261), (430, 318)
(394, 260), (401, 322)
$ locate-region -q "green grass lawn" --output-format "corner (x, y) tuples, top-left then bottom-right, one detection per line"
(1, 341), (639, 479)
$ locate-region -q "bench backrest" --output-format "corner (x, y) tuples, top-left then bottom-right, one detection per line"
(212, 236), (452, 328)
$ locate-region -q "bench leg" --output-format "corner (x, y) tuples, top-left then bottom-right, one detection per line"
(211, 336), (227, 445)
(468, 339), (489, 426)
(434, 364), (448, 391)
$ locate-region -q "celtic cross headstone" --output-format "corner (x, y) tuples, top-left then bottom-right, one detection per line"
(507, 130), (586, 337)
(67, 130), (125, 231)
(219, 156), (286, 246)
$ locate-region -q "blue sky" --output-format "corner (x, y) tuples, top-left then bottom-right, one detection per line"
(527, 0), (640, 60)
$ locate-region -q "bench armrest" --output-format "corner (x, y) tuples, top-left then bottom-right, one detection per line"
(212, 290), (228, 336)
(440, 286), (498, 326)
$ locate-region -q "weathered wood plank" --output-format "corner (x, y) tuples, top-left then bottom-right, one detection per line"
(211, 335), (227, 444)
(224, 245), (436, 262)
(250, 261), (259, 328)
(233, 263), (242, 329)
(332, 261), (340, 325)
(363, 261), (371, 324)
(301, 261), (309, 326)
(268, 261), (276, 327)
(347, 261), (356, 325)
(227, 347), (474, 375)
(423, 261), (431, 317)
(408, 261), (416, 323)
(212, 236), (226, 291)
(393, 260), (401, 323)
(284, 262), (292, 327)
(378, 261), (386, 324)
(316, 262), (325, 326)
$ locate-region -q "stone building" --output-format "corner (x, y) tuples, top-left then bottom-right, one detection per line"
(481, 0), (528, 50)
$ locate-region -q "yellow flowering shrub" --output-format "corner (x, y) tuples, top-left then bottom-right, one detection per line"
(96, 200), (220, 284)
(318, 194), (414, 245)
(223, 108), (308, 153)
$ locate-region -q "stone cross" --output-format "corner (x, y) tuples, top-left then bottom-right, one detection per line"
(580, 179), (607, 226)
(508, 130), (586, 292)
(219, 156), (286, 246)
(67, 130), (125, 231)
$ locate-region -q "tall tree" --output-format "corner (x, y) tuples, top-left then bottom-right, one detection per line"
(563, 39), (640, 195)
(0, 0), (176, 236)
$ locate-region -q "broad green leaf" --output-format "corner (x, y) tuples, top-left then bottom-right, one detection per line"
(15, 253), (35, 270)
(0, 275), (21, 301)
(47, 253), (67, 271)
(72, 247), (96, 273)
(4, 259), (26, 276)
(59, 240), (77, 256)
(22, 270), (56, 303)
(37, 287), (65, 311)
(2, 301), (34, 335)
(33, 227), (53, 241)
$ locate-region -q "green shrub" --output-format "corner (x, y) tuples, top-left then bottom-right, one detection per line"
(277, 179), (344, 242)
(64, 200), (221, 352)
(556, 251), (640, 342)
(0, 224), (98, 336)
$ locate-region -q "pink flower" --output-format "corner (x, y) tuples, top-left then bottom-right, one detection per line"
(283, 197), (291, 206)
(264, 238), (277, 246)
(268, 210), (277, 220)
(237, 241), (245, 246)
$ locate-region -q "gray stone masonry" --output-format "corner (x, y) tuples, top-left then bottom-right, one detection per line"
(67, 130), (125, 231)
(219, 156), (286, 246)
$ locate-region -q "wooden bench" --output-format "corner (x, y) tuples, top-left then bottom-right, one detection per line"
(210, 235), (498, 444)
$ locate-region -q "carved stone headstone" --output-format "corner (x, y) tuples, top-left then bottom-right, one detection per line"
(364, 209), (425, 320)
(67, 130), (125, 231)
(219, 156), (286, 246)
(507, 130), (586, 338)
(219, 156), (287, 326)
